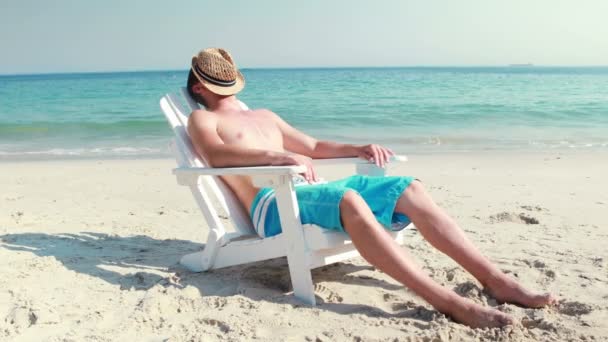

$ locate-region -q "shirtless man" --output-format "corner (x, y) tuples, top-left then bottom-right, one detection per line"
(186, 48), (556, 329)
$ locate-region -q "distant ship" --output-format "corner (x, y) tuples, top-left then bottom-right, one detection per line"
(508, 63), (534, 67)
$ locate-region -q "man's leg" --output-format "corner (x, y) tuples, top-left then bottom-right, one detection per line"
(339, 191), (514, 328)
(393, 181), (556, 307)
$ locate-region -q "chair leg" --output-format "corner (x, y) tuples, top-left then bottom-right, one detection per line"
(286, 255), (316, 305)
(180, 181), (227, 272)
(180, 229), (222, 272)
(180, 251), (206, 272)
(274, 177), (316, 305)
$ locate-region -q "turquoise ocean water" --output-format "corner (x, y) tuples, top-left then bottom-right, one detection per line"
(1, 67), (607, 160)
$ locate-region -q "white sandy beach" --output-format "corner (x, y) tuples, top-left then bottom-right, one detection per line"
(1, 152), (607, 341)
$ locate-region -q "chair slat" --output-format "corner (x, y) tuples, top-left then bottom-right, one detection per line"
(160, 96), (200, 168)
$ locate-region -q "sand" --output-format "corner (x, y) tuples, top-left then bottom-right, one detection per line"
(1, 151), (607, 341)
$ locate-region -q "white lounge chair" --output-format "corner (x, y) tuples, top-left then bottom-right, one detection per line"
(159, 88), (411, 305)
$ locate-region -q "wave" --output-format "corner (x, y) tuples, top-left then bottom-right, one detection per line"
(0, 120), (169, 139)
(1, 134), (606, 161)
(0, 146), (169, 160)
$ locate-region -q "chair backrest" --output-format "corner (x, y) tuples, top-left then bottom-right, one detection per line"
(159, 89), (255, 235)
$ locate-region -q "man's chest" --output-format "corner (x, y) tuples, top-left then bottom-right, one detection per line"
(216, 115), (282, 147)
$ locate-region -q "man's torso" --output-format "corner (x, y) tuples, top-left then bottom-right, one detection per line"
(206, 108), (285, 212)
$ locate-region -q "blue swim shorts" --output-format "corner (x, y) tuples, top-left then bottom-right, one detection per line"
(249, 175), (416, 238)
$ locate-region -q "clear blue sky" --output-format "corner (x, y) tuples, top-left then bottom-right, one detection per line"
(1, 0), (606, 74)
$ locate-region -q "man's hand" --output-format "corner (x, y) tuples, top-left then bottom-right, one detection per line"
(355, 144), (394, 168)
(271, 152), (318, 183)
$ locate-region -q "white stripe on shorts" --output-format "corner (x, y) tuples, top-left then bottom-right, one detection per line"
(252, 190), (275, 236)
(256, 192), (277, 237)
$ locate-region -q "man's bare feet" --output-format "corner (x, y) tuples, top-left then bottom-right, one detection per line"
(485, 275), (557, 308)
(444, 297), (515, 329)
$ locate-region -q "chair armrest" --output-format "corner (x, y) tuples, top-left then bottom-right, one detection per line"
(172, 154), (408, 186)
(311, 155), (407, 166)
(173, 165), (306, 176)
(173, 165), (306, 187)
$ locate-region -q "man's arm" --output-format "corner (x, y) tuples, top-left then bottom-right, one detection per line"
(270, 111), (394, 167)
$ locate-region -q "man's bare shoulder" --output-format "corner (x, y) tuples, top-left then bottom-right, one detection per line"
(188, 108), (218, 125)
(188, 107), (281, 126)
(190, 108), (217, 117)
(253, 108), (282, 120)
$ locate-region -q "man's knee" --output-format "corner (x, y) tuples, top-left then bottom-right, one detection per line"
(403, 180), (425, 199)
(339, 190), (372, 230)
(397, 180), (441, 219)
(340, 190), (365, 212)
(396, 180), (428, 214)
(339, 190), (373, 223)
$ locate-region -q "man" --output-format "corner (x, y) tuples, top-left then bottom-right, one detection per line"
(186, 48), (556, 329)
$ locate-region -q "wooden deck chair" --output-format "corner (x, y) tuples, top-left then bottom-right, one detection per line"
(159, 88), (411, 305)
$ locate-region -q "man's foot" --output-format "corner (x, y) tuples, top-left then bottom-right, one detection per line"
(445, 298), (515, 329)
(485, 275), (557, 308)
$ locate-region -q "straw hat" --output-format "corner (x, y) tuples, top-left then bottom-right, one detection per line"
(191, 48), (245, 96)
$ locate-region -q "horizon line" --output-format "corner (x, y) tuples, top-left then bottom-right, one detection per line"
(2, 64), (608, 77)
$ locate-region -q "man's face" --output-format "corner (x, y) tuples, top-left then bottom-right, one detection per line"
(193, 83), (209, 107)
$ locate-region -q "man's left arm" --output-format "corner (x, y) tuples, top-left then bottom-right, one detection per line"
(270, 111), (394, 167)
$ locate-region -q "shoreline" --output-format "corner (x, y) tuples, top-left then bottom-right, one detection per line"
(1, 147), (607, 163)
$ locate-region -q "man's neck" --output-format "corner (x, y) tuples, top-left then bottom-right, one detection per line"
(206, 95), (242, 112)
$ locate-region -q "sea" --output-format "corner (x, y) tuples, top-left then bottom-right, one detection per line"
(1, 67), (607, 160)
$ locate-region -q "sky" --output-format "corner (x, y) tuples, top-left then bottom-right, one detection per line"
(0, 0), (607, 74)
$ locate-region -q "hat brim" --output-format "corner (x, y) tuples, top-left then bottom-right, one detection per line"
(193, 68), (245, 96)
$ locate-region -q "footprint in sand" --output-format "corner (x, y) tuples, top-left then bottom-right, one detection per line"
(520, 205), (547, 212)
(489, 212), (539, 225)
(454, 281), (484, 300)
(118, 272), (163, 290)
(557, 301), (594, 316)
(444, 268), (458, 282)
(240, 266), (291, 292)
(427, 267), (469, 287)
(534, 261), (552, 276)
(533, 260), (546, 268)
(5, 305), (38, 329)
(202, 296), (228, 309)
(392, 302), (441, 322)
(314, 283), (343, 303)
(4, 302), (60, 330)
(591, 257), (604, 268)
(382, 293), (423, 314)
(388, 299), (417, 311)
(201, 318), (231, 333)
(520, 259), (557, 283)
(521, 316), (559, 332)
(520, 259), (546, 269)
(382, 292), (400, 303)
(236, 297), (258, 310)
